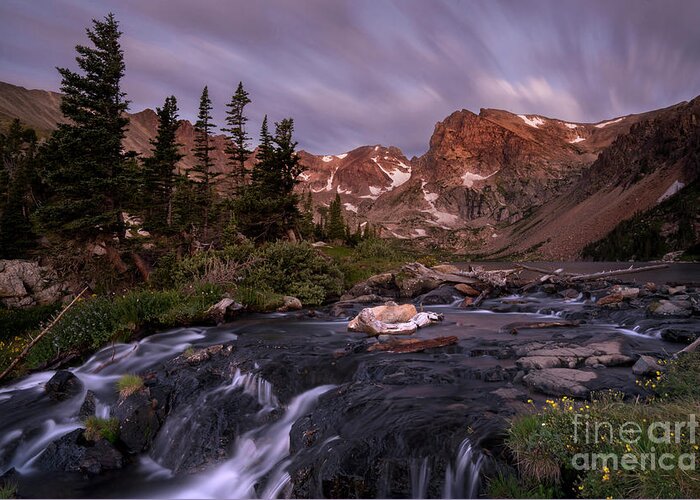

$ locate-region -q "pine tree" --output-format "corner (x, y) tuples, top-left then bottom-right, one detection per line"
(327, 193), (345, 241)
(192, 86), (217, 238)
(222, 82), (251, 190)
(37, 13), (129, 247)
(142, 96), (184, 232)
(0, 120), (38, 258)
(236, 117), (306, 241)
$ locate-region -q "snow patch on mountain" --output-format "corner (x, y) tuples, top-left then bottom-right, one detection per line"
(461, 170), (499, 188)
(371, 156), (411, 188)
(595, 117), (624, 128)
(312, 166), (339, 192)
(412, 228), (427, 237)
(335, 153), (348, 159)
(420, 181), (460, 228)
(657, 180), (685, 203)
(322, 155), (333, 162)
(518, 115), (545, 128)
(569, 136), (585, 144)
(344, 203), (358, 213)
(563, 122), (578, 129)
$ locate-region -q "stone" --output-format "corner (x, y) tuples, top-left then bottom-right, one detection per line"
(455, 283), (481, 297)
(78, 390), (97, 419)
(645, 282), (657, 293)
(113, 390), (160, 454)
(661, 327), (700, 344)
(647, 300), (692, 317)
(610, 286), (640, 299)
(45, 371), (83, 401)
(523, 368), (597, 398)
(597, 293), (623, 306)
(632, 355), (665, 376)
(278, 296), (303, 312)
(668, 285), (687, 296)
(417, 285), (458, 305)
(348, 306), (441, 336)
(0, 259), (66, 308)
(560, 288), (580, 299)
(206, 297), (236, 324)
(79, 439), (124, 474)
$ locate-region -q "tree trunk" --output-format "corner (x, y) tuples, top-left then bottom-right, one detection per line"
(131, 251), (151, 282)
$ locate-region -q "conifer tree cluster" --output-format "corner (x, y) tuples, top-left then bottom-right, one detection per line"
(2, 12), (319, 272)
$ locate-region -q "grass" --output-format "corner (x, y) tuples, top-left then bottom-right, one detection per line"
(504, 353), (700, 498)
(0, 285), (222, 377)
(84, 416), (120, 444)
(0, 481), (17, 500)
(487, 471), (561, 499)
(116, 374), (144, 399)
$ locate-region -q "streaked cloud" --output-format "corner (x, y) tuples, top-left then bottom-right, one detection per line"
(0, 0), (698, 156)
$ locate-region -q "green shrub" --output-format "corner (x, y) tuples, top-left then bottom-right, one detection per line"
(353, 238), (403, 260)
(84, 416), (120, 444)
(234, 286), (284, 312)
(0, 303), (60, 341)
(117, 374), (144, 399)
(487, 471), (560, 499)
(506, 388), (700, 498)
(242, 241), (344, 305)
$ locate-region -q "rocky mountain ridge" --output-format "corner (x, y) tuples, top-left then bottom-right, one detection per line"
(1, 80), (697, 259)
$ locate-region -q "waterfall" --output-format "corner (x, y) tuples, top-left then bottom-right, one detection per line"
(410, 457), (430, 499)
(155, 384), (336, 499)
(443, 438), (484, 499)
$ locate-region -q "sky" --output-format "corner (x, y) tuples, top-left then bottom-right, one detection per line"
(1, 0), (699, 157)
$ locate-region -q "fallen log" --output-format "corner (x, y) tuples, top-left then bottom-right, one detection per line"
(675, 336), (700, 357)
(499, 320), (580, 335)
(367, 336), (459, 353)
(516, 264), (574, 276)
(567, 264), (669, 282)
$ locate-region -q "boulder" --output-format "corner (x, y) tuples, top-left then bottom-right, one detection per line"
(668, 285), (687, 296)
(597, 293), (623, 306)
(113, 390), (160, 454)
(610, 286), (640, 299)
(417, 285), (459, 305)
(661, 327), (700, 344)
(0, 259), (66, 308)
(278, 296), (303, 312)
(206, 298), (245, 323)
(431, 264), (461, 274)
(78, 390), (97, 419)
(79, 439), (124, 474)
(347, 305), (441, 336)
(632, 355), (665, 376)
(647, 300), (692, 318)
(523, 368), (597, 398)
(455, 283), (481, 297)
(45, 371), (83, 401)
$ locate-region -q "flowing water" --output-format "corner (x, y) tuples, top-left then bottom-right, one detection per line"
(0, 265), (696, 498)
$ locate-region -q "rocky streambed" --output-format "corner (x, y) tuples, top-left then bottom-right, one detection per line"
(0, 263), (699, 498)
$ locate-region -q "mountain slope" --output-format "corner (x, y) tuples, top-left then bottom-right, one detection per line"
(1, 79), (697, 259)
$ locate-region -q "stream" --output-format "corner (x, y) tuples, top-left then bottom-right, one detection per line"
(0, 273), (695, 498)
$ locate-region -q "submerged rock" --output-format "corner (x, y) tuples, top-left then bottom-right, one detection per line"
(34, 429), (124, 475)
(45, 370), (83, 401)
(114, 390), (160, 454)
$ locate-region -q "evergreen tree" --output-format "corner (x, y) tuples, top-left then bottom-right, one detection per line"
(192, 86), (217, 238)
(327, 193), (345, 241)
(222, 82), (251, 190)
(37, 13), (129, 246)
(236, 117), (306, 241)
(0, 120), (38, 258)
(142, 95), (184, 232)
(298, 190), (315, 240)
